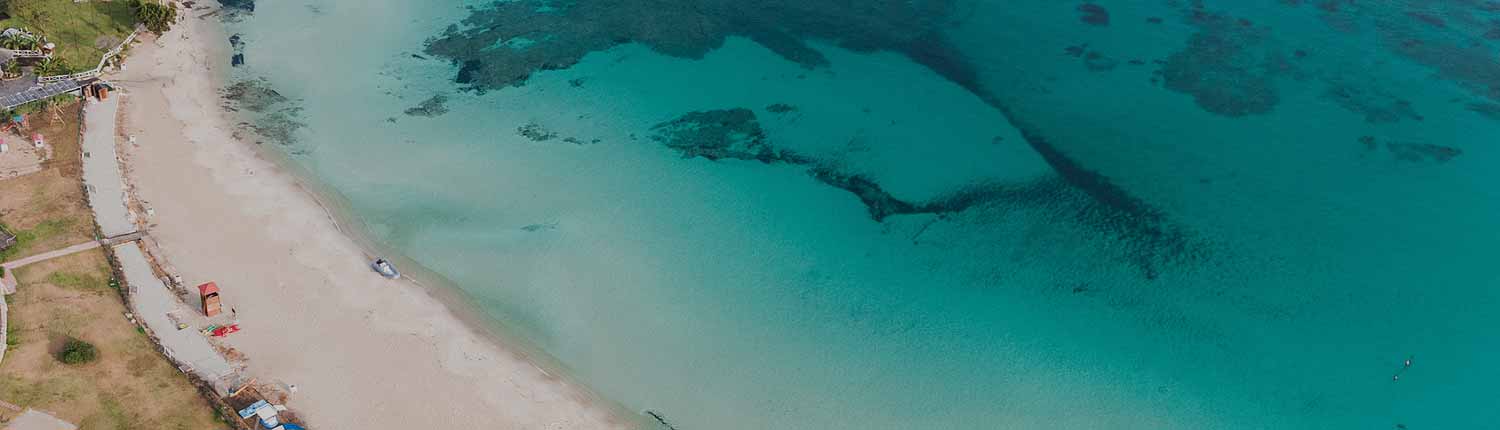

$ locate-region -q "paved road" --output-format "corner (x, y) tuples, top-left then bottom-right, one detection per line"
(0, 241), (100, 271)
(81, 96), (136, 238)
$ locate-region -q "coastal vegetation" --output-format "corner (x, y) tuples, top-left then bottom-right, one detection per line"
(0, 250), (222, 428)
(0, 0), (137, 68)
(31, 56), (72, 76)
(1, 60), (20, 79)
(129, 0), (176, 35)
(0, 29), (38, 50)
(8, 92), (74, 117)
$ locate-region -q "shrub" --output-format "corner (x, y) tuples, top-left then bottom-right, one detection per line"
(34, 56), (73, 76)
(130, 0), (177, 35)
(58, 337), (98, 364)
(5, 323), (18, 347)
(0, 30), (39, 50)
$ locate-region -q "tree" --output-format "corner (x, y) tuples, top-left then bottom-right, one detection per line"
(58, 337), (98, 364)
(130, 0), (177, 35)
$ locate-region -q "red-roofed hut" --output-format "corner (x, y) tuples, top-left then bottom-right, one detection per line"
(199, 282), (222, 317)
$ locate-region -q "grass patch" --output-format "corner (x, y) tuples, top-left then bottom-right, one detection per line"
(0, 101), (94, 263)
(46, 269), (105, 290)
(1, 249), (222, 428)
(5, 313), (19, 347)
(9, 93), (78, 118)
(0, 0), (138, 69)
(0, 216), (79, 262)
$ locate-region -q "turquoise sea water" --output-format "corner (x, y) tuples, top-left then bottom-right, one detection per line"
(219, 1), (1498, 428)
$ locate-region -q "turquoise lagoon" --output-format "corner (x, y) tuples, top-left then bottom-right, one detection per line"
(220, 1), (1498, 429)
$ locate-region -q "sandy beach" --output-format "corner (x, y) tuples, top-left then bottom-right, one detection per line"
(109, 12), (633, 430)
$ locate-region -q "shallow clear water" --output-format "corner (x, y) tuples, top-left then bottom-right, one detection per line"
(221, 1), (1499, 428)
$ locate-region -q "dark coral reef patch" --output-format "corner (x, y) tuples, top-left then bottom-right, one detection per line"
(650, 108), (807, 163)
(427, 2), (1205, 278)
(217, 0), (255, 22)
(403, 94), (450, 117)
(424, 0), (960, 92)
(1322, 81), (1422, 123)
(1077, 3), (1111, 26)
(1361, 136), (1462, 163)
(1296, 0), (1500, 105)
(649, 107), (1203, 278)
(517, 122), (560, 142)
(221, 78), (305, 147)
(1160, 10), (1285, 117)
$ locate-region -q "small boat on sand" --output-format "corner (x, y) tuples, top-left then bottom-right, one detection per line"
(371, 258), (401, 279)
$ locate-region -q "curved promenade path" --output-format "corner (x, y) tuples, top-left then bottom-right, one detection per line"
(82, 95), (136, 238)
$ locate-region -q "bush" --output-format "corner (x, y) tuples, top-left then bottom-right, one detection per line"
(58, 337), (98, 364)
(33, 56), (72, 76)
(0, 30), (40, 50)
(130, 0), (176, 35)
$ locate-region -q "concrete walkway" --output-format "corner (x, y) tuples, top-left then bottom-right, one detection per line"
(114, 242), (233, 383)
(3, 408), (77, 430)
(0, 241), (100, 271)
(81, 96), (135, 238)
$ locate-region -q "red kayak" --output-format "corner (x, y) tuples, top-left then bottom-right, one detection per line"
(212, 324), (241, 337)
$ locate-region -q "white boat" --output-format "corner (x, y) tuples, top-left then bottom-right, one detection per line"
(371, 258), (401, 279)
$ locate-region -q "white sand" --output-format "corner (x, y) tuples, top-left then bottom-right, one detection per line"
(110, 14), (634, 430)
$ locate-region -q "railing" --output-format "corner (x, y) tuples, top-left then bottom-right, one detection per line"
(37, 69), (101, 84)
(9, 49), (45, 58)
(36, 25), (143, 83)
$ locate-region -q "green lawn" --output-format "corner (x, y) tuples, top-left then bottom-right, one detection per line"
(0, 0), (138, 71)
(0, 217), (80, 261)
(0, 250), (225, 429)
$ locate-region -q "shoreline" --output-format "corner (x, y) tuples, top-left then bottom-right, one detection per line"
(112, 9), (639, 429)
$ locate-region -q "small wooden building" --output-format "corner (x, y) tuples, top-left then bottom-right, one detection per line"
(199, 282), (223, 317)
